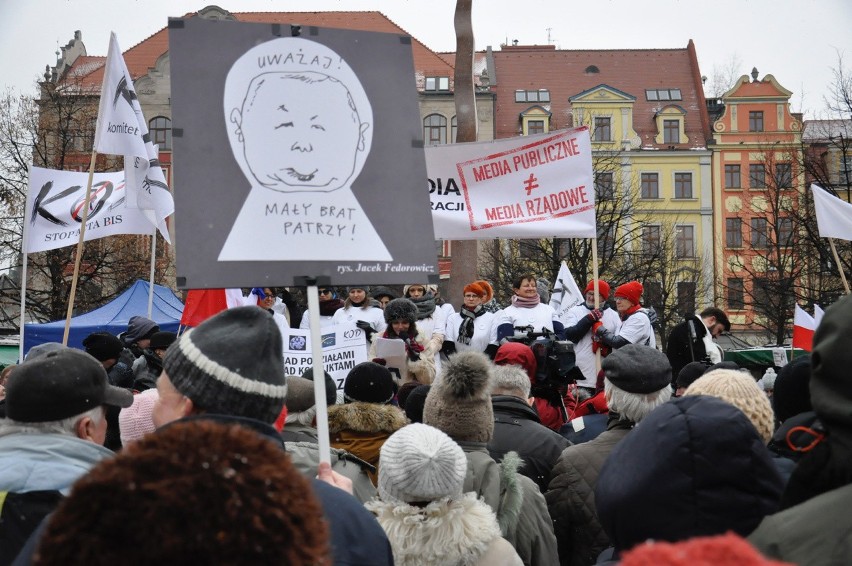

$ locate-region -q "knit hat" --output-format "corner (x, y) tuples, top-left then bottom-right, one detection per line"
(378, 423), (467, 503)
(584, 280), (611, 299)
(24, 342), (65, 361)
(772, 356), (811, 422)
(760, 368), (777, 391)
(403, 284), (428, 297)
(383, 298), (418, 325)
(396, 380), (422, 410)
(613, 281), (643, 305)
(162, 306), (288, 424)
(371, 286), (398, 301)
(404, 384), (431, 423)
(149, 331), (177, 351)
(620, 533), (792, 566)
(346, 285), (370, 294)
(83, 332), (125, 362)
(34, 420), (329, 565)
(286, 371), (336, 412)
(343, 362), (395, 404)
(6, 349), (133, 422)
(602, 343), (672, 394)
(124, 316), (159, 344)
(424, 350), (494, 442)
(463, 280), (494, 302)
(685, 369), (775, 443)
(676, 361), (711, 390)
(706, 361), (740, 373)
(119, 389), (159, 444)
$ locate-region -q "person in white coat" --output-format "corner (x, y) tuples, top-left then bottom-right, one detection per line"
(443, 280), (498, 358)
(562, 280), (621, 390)
(332, 286), (387, 355)
(300, 286), (345, 330)
(495, 274), (564, 343)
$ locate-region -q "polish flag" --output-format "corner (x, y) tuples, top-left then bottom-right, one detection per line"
(180, 289), (253, 327)
(792, 305), (816, 352)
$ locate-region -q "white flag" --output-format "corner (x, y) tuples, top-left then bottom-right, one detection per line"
(549, 260), (585, 323)
(25, 167), (156, 253)
(811, 184), (852, 241)
(814, 304), (825, 327)
(93, 32), (173, 242)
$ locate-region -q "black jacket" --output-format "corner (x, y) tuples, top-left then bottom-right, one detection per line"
(665, 314), (709, 382)
(488, 395), (570, 491)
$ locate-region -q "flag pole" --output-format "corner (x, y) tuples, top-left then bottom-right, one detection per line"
(147, 233), (156, 318)
(62, 149), (98, 345)
(306, 280), (331, 465)
(591, 237), (602, 373)
(18, 221), (31, 362)
(828, 238), (850, 294)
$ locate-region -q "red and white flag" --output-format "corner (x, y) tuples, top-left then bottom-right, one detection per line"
(93, 32), (173, 242)
(792, 304), (816, 351)
(179, 289), (253, 327)
(811, 184), (852, 241)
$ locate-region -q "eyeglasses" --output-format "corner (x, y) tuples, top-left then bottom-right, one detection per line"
(464, 294), (481, 299)
(318, 289), (333, 295)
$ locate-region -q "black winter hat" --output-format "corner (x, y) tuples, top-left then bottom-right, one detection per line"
(676, 361), (711, 390)
(404, 384), (431, 424)
(371, 286), (398, 301)
(163, 306), (288, 424)
(149, 331), (177, 351)
(343, 362), (395, 404)
(602, 344), (672, 394)
(383, 298), (418, 326)
(83, 332), (125, 362)
(6, 349), (133, 422)
(289, 368), (337, 410)
(772, 356), (811, 423)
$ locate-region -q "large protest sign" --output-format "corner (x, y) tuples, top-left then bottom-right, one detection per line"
(169, 18), (437, 288)
(26, 167), (155, 253)
(426, 127), (595, 239)
(281, 323), (368, 390)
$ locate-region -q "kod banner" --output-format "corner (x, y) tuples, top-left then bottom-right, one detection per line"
(426, 127), (596, 239)
(280, 323), (368, 391)
(26, 167), (155, 253)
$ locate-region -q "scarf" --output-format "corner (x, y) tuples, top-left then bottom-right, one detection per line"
(457, 305), (485, 345)
(410, 293), (436, 320)
(319, 298), (345, 317)
(620, 303), (642, 320)
(511, 293), (541, 308)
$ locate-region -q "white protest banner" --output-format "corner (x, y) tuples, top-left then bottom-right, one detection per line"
(26, 167), (155, 253)
(93, 32), (173, 242)
(811, 184), (852, 240)
(550, 261), (585, 323)
(280, 323), (368, 390)
(426, 127), (596, 239)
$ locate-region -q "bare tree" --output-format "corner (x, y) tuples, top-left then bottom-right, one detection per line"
(704, 53), (744, 99)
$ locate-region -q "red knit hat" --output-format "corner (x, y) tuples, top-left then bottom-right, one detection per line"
(463, 280), (494, 303)
(614, 281), (643, 305)
(584, 280), (611, 299)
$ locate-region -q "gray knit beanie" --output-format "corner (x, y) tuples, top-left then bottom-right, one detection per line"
(383, 298), (418, 326)
(378, 423), (467, 503)
(423, 350), (494, 443)
(163, 306), (288, 423)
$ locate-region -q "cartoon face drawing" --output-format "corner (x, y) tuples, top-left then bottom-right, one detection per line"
(231, 72), (369, 191)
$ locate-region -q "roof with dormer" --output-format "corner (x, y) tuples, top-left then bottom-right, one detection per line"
(486, 41), (711, 149)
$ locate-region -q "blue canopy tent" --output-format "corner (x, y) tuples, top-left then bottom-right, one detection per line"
(23, 280), (184, 357)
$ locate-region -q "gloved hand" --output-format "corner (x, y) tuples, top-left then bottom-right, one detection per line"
(355, 320), (375, 341)
(407, 350), (421, 362)
(594, 325), (610, 339)
(251, 287), (266, 299)
(586, 309), (603, 322)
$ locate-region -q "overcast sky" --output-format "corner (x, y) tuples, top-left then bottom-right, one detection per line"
(1, 0), (850, 118)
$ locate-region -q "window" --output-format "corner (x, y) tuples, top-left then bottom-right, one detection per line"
(644, 281), (663, 308)
(674, 172), (693, 198)
(753, 277), (770, 308)
(728, 278), (745, 310)
(675, 225), (695, 258)
(840, 155), (852, 185)
(749, 111), (764, 132)
(641, 225), (661, 257)
(148, 116), (172, 151)
(451, 115), (457, 143)
(425, 77), (450, 91)
(677, 281), (696, 315)
(585, 65), (600, 74)
(598, 224), (616, 257)
(663, 119), (680, 144)
(777, 217), (794, 246)
(725, 164), (741, 189)
(751, 217), (769, 249)
(726, 218), (742, 248)
(595, 172), (614, 200)
(640, 173), (659, 199)
(515, 89), (550, 103)
(645, 89), (682, 101)
(749, 164), (766, 188)
(593, 117), (612, 142)
(423, 114), (447, 145)
(527, 120), (545, 135)
(775, 163), (792, 188)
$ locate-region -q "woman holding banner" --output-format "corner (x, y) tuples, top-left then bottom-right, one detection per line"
(443, 280), (499, 358)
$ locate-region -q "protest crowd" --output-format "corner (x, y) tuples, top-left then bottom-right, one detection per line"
(1, 275), (848, 566)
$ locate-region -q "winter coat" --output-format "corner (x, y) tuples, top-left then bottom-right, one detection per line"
(749, 482), (852, 566)
(559, 414), (609, 445)
(332, 304), (387, 355)
(445, 310), (498, 354)
(545, 417), (633, 566)
(131, 349), (163, 391)
(489, 395), (569, 492)
(494, 342), (565, 432)
(665, 314), (719, 381)
(562, 303), (620, 388)
(0, 432), (114, 564)
(285, 440), (378, 504)
(767, 410), (820, 484)
(458, 442), (559, 566)
(495, 303), (563, 342)
(328, 402), (408, 485)
(366, 493), (523, 566)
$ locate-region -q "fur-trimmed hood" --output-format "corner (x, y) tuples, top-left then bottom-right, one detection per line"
(366, 493), (504, 566)
(327, 402), (408, 435)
